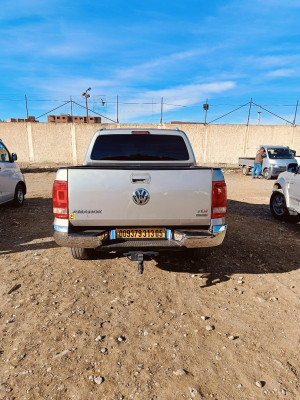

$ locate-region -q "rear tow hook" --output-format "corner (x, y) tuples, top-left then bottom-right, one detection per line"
(124, 252), (159, 274)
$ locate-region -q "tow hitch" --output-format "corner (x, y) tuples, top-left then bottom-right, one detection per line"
(124, 251), (159, 274)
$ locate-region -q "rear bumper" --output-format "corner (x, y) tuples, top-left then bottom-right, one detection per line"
(53, 225), (227, 251)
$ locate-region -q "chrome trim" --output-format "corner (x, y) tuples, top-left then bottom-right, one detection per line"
(211, 217), (226, 226)
(53, 225), (227, 249)
(53, 225), (68, 233)
(173, 225), (227, 248)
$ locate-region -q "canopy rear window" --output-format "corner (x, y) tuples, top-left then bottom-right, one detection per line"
(91, 134), (190, 161)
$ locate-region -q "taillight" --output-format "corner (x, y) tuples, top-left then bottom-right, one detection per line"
(212, 181), (227, 219)
(131, 131), (150, 134)
(53, 180), (68, 219)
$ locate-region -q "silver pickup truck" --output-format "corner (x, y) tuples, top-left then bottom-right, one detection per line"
(0, 139), (26, 206)
(53, 128), (227, 273)
(270, 162), (300, 222)
(239, 145), (298, 179)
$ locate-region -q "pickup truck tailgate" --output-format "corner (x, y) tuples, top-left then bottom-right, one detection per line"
(68, 168), (212, 227)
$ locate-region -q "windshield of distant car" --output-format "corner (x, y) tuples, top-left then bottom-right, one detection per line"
(267, 148), (294, 159)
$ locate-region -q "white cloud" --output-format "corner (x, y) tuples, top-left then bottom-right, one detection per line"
(250, 55), (299, 69)
(266, 69), (295, 78)
(116, 49), (210, 80)
(105, 81), (236, 122)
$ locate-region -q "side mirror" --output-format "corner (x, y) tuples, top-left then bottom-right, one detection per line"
(12, 152), (17, 161)
(287, 162), (298, 173)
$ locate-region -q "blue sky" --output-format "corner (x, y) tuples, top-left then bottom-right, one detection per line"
(1, 0), (300, 124)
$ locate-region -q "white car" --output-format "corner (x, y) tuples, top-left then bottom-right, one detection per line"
(0, 139), (26, 206)
(270, 162), (300, 222)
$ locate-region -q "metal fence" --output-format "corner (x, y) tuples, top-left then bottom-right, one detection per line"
(0, 95), (299, 125)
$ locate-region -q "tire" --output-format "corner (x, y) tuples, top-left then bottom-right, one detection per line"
(242, 166), (250, 176)
(263, 168), (272, 180)
(270, 191), (290, 221)
(188, 247), (212, 260)
(12, 183), (25, 207)
(69, 248), (95, 260)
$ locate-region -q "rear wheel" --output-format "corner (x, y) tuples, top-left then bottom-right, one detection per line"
(69, 248), (95, 260)
(242, 166), (250, 176)
(263, 168), (272, 180)
(12, 183), (25, 206)
(188, 248), (212, 260)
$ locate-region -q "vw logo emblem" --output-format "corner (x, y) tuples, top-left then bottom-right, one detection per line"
(133, 188), (150, 205)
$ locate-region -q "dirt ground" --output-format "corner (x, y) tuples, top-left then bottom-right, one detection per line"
(0, 168), (300, 400)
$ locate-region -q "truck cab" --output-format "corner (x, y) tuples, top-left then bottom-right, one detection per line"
(239, 145), (298, 179)
(52, 128), (227, 273)
(261, 145), (298, 179)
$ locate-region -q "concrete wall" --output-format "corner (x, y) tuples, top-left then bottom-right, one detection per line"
(0, 122), (299, 166)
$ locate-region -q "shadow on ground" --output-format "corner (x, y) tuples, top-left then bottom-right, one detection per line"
(0, 197), (57, 255)
(153, 199), (299, 285)
(1, 198), (299, 285)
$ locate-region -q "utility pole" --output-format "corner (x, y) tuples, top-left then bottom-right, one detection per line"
(257, 105), (261, 125)
(82, 87), (91, 122)
(25, 94), (29, 118)
(203, 99), (209, 124)
(160, 97), (163, 124)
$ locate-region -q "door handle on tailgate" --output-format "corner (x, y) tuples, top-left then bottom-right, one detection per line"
(131, 173), (151, 184)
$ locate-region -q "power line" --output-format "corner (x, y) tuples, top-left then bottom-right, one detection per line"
(1, 95), (299, 125)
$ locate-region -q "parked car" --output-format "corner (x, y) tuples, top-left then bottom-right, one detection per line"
(239, 145), (298, 179)
(0, 139), (26, 206)
(52, 128), (227, 273)
(270, 162), (300, 222)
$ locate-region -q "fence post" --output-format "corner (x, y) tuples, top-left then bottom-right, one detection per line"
(293, 100), (298, 125)
(117, 96), (119, 123)
(247, 98), (252, 125)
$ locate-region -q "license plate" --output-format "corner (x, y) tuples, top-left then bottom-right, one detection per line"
(116, 228), (165, 239)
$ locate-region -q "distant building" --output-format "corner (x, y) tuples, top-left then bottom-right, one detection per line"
(47, 114), (101, 123)
(6, 116), (38, 122)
